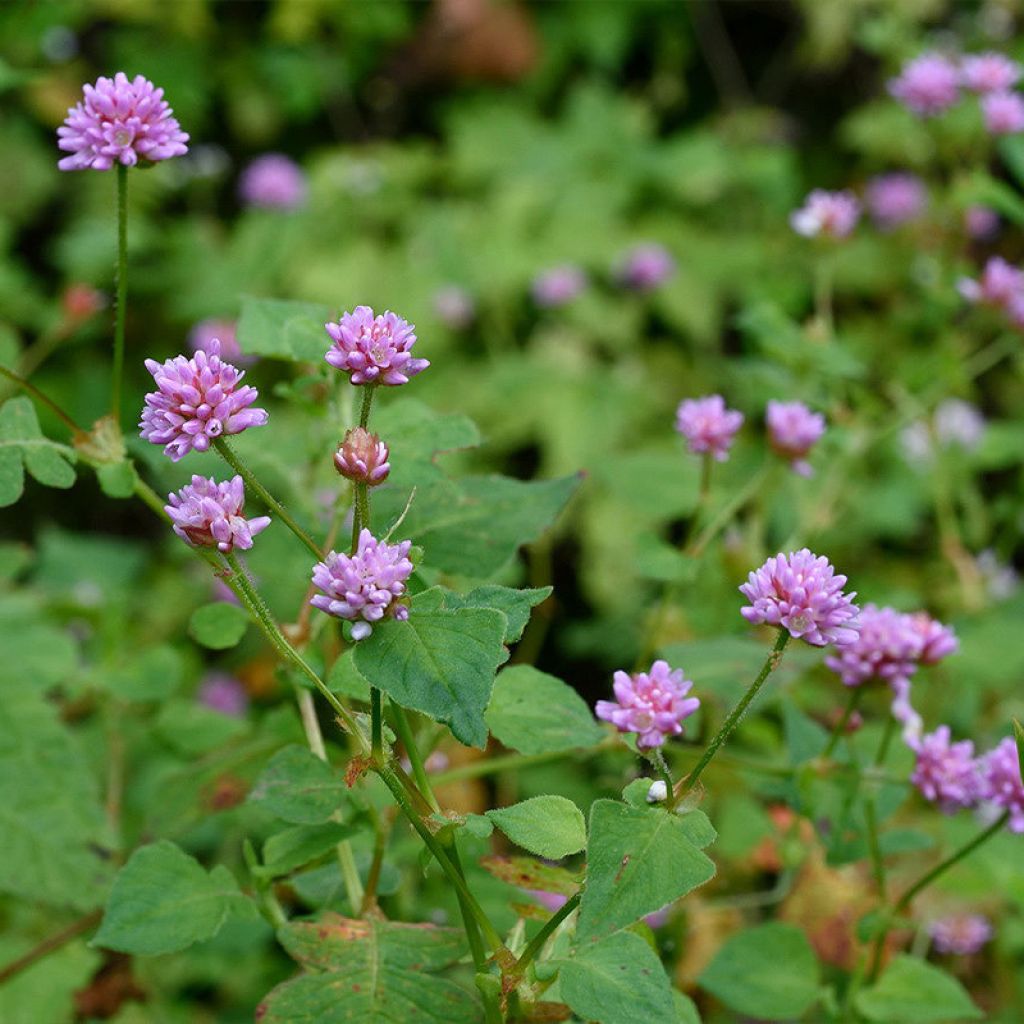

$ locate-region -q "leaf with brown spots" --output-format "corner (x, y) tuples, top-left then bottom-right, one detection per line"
(479, 855), (582, 896)
(258, 914), (481, 1023)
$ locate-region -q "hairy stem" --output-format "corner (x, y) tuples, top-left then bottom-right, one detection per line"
(213, 437), (321, 560)
(677, 629), (790, 799)
(391, 706), (440, 812)
(111, 164), (128, 423)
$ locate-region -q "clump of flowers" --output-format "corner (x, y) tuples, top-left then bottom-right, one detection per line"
(198, 673), (250, 717)
(910, 726), (982, 813)
(930, 914), (994, 956)
(334, 427), (391, 486)
(165, 475), (271, 553)
(140, 339), (268, 460)
(766, 400), (825, 477)
(310, 529), (414, 640)
(961, 52), (1022, 94)
(532, 265), (588, 307)
(238, 153), (308, 210)
(981, 90), (1024, 135)
(675, 395), (744, 462)
(739, 549), (859, 647)
(981, 737), (1024, 832)
(790, 189), (860, 239)
(57, 72), (189, 171)
(615, 243), (676, 291)
(824, 604), (923, 687)
(595, 660), (700, 750)
(324, 306), (428, 386)
(959, 257), (1024, 310)
(865, 173), (927, 230)
(888, 53), (960, 116)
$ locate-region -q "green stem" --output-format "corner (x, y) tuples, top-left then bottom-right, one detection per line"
(688, 463), (772, 558)
(351, 482), (367, 551)
(649, 749), (674, 800)
(358, 384), (375, 428)
(823, 686), (864, 759)
(222, 551), (365, 748)
(863, 797), (886, 899)
(391, 706), (440, 812)
(371, 687), (384, 766)
(111, 164), (128, 423)
(213, 437), (321, 560)
(677, 629), (790, 799)
(374, 763), (504, 952)
(515, 891), (581, 976)
(0, 364), (84, 435)
(865, 812), (1009, 985)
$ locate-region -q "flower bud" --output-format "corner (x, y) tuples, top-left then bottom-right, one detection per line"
(334, 427), (390, 486)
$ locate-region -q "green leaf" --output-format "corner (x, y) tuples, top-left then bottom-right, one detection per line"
(486, 665), (604, 754)
(353, 587), (509, 747)
(189, 601), (250, 649)
(673, 991), (702, 1024)
(103, 644), (184, 701)
(479, 855), (582, 895)
(93, 841), (253, 955)
(0, 690), (112, 910)
(443, 585), (552, 643)
(237, 295), (333, 361)
(698, 922), (820, 1020)
(249, 745), (350, 825)
(557, 930), (675, 1024)
(259, 823), (359, 879)
(486, 796), (586, 859)
(0, 594), (77, 692)
(96, 460), (137, 499)
(258, 914), (481, 1023)
(327, 648), (371, 702)
(401, 474), (581, 578)
(155, 699), (248, 756)
(856, 955), (983, 1022)
(577, 800), (716, 941)
(677, 809), (717, 850)
(0, 933), (100, 1024)
(0, 397), (76, 506)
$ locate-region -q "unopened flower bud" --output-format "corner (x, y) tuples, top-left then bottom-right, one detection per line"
(334, 428), (390, 486)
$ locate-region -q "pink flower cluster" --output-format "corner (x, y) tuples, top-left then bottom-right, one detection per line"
(58, 72), (189, 171)
(189, 318), (253, 366)
(959, 256), (1024, 329)
(675, 395), (744, 462)
(766, 400), (826, 477)
(165, 474), (270, 553)
(824, 605), (957, 688)
(865, 173), (928, 231)
(310, 529), (414, 640)
(740, 549), (859, 648)
(334, 428), (391, 486)
(889, 50), (1024, 136)
(930, 914), (993, 956)
(532, 265), (588, 308)
(140, 339), (268, 461)
(790, 190), (860, 239)
(324, 306), (428, 386)
(615, 243), (676, 292)
(238, 153), (308, 210)
(595, 660), (700, 750)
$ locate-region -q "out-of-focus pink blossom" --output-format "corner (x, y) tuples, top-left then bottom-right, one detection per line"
(961, 53), (1022, 94)
(238, 153), (307, 210)
(766, 400), (826, 477)
(889, 53), (961, 116)
(981, 91), (1024, 135)
(675, 395), (744, 462)
(865, 173), (928, 230)
(930, 914), (993, 955)
(790, 190), (860, 239)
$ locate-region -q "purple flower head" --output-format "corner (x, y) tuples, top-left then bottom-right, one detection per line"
(981, 737), (1024, 832)
(532, 265), (588, 307)
(165, 475), (271, 553)
(189, 318), (254, 366)
(57, 72), (189, 171)
(888, 53), (961, 116)
(615, 243), (676, 292)
(675, 395), (744, 462)
(739, 549), (859, 647)
(198, 672), (249, 717)
(958, 256), (1024, 308)
(790, 190), (861, 239)
(981, 90), (1024, 135)
(965, 205), (1000, 240)
(911, 726), (982, 813)
(908, 612), (959, 665)
(824, 604), (922, 688)
(334, 427), (390, 486)
(310, 529), (414, 640)
(595, 660), (700, 750)
(961, 52), (1022, 94)
(930, 914), (994, 956)
(766, 400), (826, 477)
(238, 153), (308, 210)
(865, 173), (928, 230)
(324, 305), (428, 386)
(433, 286), (475, 329)
(140, 338), (268, 461)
